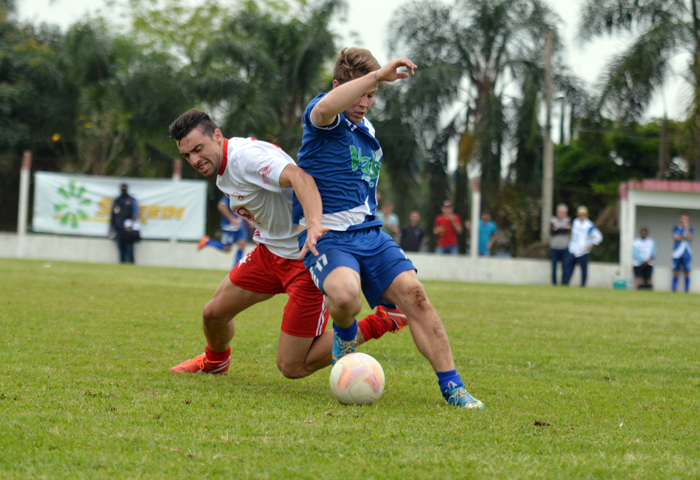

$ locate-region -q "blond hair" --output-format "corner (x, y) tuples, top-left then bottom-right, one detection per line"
(333, 48), (381, 85)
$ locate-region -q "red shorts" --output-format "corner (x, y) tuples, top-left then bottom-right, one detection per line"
(229, 244), (329, 338)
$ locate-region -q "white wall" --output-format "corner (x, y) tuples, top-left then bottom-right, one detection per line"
(1, 232), (664, 290)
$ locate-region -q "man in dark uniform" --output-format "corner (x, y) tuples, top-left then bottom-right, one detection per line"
(110, 184), (140, 264)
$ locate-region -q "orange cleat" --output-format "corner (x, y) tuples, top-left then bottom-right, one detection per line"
(197, 236), (210, 251)
(376, 305), (408, 333)
(170, 353), (230, 374)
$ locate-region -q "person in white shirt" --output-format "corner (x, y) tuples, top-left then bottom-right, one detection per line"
(633, 227), (656, 289)
(167, 109), (407, 377)
(563, 206), (603, 287)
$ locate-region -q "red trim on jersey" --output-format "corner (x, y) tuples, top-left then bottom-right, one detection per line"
(218, 138), (229, 176)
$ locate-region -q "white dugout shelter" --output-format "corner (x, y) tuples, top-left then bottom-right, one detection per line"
(620, 180), (700, 292)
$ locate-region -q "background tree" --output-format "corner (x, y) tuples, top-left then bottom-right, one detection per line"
(198, 0), (343, 155)
(578, 0), (699, 179)
(388, 0), (560, 216)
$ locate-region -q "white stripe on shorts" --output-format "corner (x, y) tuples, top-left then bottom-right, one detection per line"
(315, 295), (327, 337)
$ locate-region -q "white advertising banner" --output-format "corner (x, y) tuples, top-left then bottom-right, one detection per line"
(32, 172), (207, 240)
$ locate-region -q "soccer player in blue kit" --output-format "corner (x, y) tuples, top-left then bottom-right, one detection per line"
(293, 48), (483, 409)
(198, 196), (249, 267)
(672, 212), (694, 293)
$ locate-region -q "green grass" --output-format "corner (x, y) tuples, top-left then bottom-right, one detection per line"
(1, 258), (700, 479)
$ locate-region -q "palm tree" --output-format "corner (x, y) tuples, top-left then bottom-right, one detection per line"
(198, 0), (344, 155)
(388, 0), (560, 211)
(578, 0), (700, 179)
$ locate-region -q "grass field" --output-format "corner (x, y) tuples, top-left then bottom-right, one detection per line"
(1, 258), (700, 479)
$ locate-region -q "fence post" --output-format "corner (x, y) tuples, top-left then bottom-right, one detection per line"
(471, 178), (480, 259)
(17, 150), (32, 258)
(173, 158), (182, 181)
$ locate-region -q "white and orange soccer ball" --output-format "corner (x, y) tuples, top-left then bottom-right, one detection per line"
(329, 352), (385, 405)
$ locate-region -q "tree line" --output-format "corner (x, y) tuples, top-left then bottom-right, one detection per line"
(1, 0), (696, 260)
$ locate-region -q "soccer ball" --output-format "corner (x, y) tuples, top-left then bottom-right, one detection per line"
(329, 352), (385, 405)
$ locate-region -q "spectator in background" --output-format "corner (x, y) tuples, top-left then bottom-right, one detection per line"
(198, 195), (248, 267)
(549, 203), (571, 285)
(672, 212), (694, 293)
(110, 183), (139, 264)
(478, 210), (498, 256)
(633, 227), (656, 290)
(563, 206), (603, 287)
(433, 200), (462, 254)
(377, 201), (400, 241)
(400, 210), (424, 252)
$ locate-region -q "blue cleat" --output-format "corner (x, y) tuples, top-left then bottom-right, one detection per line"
(446, 387), (484, 409)
(331, 333), (357, 365)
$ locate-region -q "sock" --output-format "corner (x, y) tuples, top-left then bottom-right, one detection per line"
(358, 314), (395, 341)
(672, 277), (678, 292)
(205, 346), (230, 362)
(437, 369), (464, 399)
(206, 239), (225, 251)
(685, 277), (690, 293)
(234, 249), (244, 265)
(333, 320), (358, 342)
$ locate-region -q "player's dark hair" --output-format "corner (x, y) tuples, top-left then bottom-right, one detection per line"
(333, 48), (381, 85)
(169, 109), (218, 142)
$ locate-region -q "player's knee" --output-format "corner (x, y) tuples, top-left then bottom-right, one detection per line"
(202, 302), (228, 327)
(330, 290), (362, 317)
(404, 283), (432, 312)
(276, 358), (306, 379)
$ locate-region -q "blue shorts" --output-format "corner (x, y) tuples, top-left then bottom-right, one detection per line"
(221, 226), (247, 246)
(298, 227), (416, 308)
(672, 253), (692, 272)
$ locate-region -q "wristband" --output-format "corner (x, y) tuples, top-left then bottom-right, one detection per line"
(306, 222), (321, 230)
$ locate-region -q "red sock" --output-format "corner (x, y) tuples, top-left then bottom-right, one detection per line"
(358, 314), (394, 341)
(205, 346), (231, 362)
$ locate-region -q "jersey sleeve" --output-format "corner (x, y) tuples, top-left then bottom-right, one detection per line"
(303, 93), (343, 132)
(588, 226), (603, 245)
(236, 141), (294, 192)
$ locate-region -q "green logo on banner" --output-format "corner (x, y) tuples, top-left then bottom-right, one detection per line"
(54, 181), (92, 228)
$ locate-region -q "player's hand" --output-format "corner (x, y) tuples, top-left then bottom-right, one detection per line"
(299, 223), (330, 260)
(375, 58), (417, 83)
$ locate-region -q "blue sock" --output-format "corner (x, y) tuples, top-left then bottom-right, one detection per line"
(206, 239), (225, 251)
(333, 320), (358, 341)
(437, 369), (464, 399)
(672, 277), (678, 292)
(685, 277), (690, 293)
(234, 249), (244, 265)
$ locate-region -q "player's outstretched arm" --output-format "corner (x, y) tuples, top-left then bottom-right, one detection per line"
(279, 164), (329, 259)
(312, 57), (418, 126)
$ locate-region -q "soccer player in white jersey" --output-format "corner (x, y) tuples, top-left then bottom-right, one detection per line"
(672, 212), (694, 293)
(168, 109), (407, 377)
(292, 48), (483, 409)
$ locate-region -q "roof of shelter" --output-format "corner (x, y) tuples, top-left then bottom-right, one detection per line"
(620, 179), (700, 199)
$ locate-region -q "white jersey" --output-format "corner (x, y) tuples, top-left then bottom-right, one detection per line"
(216, 137), (299, 260)
(632, 237), (656, 266)
(568, 217), (603, 258)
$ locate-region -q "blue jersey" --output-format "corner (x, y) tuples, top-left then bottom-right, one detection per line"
(292, 93), (383, 231)
(219, 196), (242, 232)
(672, 224), (694, 259)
